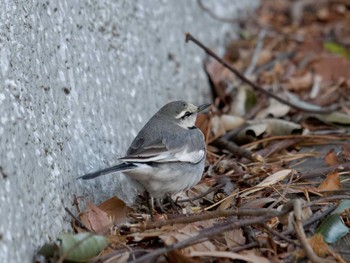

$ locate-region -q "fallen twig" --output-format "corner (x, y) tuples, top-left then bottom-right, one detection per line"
(293, 199), (334, 263)
(262, 223), (299, 246)
(143, 207), (281, 230)
(212, 137), (262, 162)
(132, 207), (293, 263)
(64, 207), (92, 232)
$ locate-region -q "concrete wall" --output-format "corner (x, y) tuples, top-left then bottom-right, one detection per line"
(0, 0), (258, 262)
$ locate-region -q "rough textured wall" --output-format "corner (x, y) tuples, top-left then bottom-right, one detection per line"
(0, 0), (258, 262)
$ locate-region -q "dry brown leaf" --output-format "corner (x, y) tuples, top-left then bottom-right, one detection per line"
(309, 233), (331, 257)
(159, 222), (216, 256)
(80, 201), (111, 234)
(168, 250), (200, 263)
(224, 228), (246, 248)
(195, 113), (210, 141)
(285, 71), (313, 91)
(324, 149), (342, 166)
(98, 196), (130, 226)
(318, 172), (341, 192)
(312, 55), (350, 84)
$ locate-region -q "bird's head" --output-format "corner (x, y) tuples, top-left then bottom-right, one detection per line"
(158, 101), (210, 129)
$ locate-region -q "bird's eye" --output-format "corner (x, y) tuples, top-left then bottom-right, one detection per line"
(182, 111), (192, 119)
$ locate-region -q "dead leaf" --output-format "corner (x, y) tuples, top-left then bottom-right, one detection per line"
(324, 149), (341, 166)
(159, 222), (216, 256)
(309, 234), (331, 257)
(98, 196), (130, 226)
(220, 114), (245, 131)
(318, 172), (341, 192)
(255, 98), (291, 118)
(168, 250), (200, 263)
(80, 202), (111, 234)
(195, 113), (210, 140)
(312, 55), (350, 84)
(285, 71), (313, 91)
(241, 169), (293, 197)
(224, 228), (246, 248)
(313, 111), (350, 125)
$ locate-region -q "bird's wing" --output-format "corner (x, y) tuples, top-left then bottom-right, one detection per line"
(119, 138), (205, 164)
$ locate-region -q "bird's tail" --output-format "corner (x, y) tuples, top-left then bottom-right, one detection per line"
(78, 163), (136, 180)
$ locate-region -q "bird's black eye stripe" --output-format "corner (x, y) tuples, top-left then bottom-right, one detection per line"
(182, 111), (192, 119)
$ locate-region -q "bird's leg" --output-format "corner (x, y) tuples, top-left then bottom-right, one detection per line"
(145, 191), (154, 222)
(165, 194), (182, 214)
(155, 198), (166, 213)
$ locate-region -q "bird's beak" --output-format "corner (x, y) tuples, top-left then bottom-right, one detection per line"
(197, 103), (211, 113)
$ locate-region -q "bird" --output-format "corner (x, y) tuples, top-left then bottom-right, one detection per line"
(79, 101), (210, 209)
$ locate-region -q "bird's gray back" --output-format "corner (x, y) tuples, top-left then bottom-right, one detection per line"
(126, 114), (205, 157)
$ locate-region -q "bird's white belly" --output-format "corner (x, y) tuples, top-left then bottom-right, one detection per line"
(123, 162), (204, 198)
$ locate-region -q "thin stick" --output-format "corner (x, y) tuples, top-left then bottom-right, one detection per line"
(144, 207), (281, 230)
(293, 199), (334, 263)
(132, 208), (293, 263)
(212, 138), (261, 162)
(185, 33), (334, 114)
(64, 207), (92, 232)
(262, 223), (299, 246)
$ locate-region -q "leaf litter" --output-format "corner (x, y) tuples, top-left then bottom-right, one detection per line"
(35, 1), (350, 262)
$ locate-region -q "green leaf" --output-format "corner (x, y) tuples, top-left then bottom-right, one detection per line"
(58, 232), (108, 262)
(324, 42), (350, 60)
(332, 200), (350, 215)
(316, 213), (349, 243)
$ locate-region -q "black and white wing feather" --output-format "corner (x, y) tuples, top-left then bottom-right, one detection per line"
(119, 138), (205, 164)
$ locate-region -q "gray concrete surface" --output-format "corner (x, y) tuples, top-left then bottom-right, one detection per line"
(0, 0), (259, 262)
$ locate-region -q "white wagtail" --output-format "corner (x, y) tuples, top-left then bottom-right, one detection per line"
(79, 101), (210, 204)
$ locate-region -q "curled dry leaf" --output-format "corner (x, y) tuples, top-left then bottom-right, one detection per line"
(206, 114), (245, 143)
(80, 202), (111, 234)
(318, 172), (341, 192)
(324, 149), (342, 166)
(241, 169), (293, 197)
(220, 114), (245, 132)
(313, 111), (350, 125)
(79, 197), (130, 234)
(98, 196), (130, 226)
(236, 119), (302, 143)
(255, 98), (291, 118)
